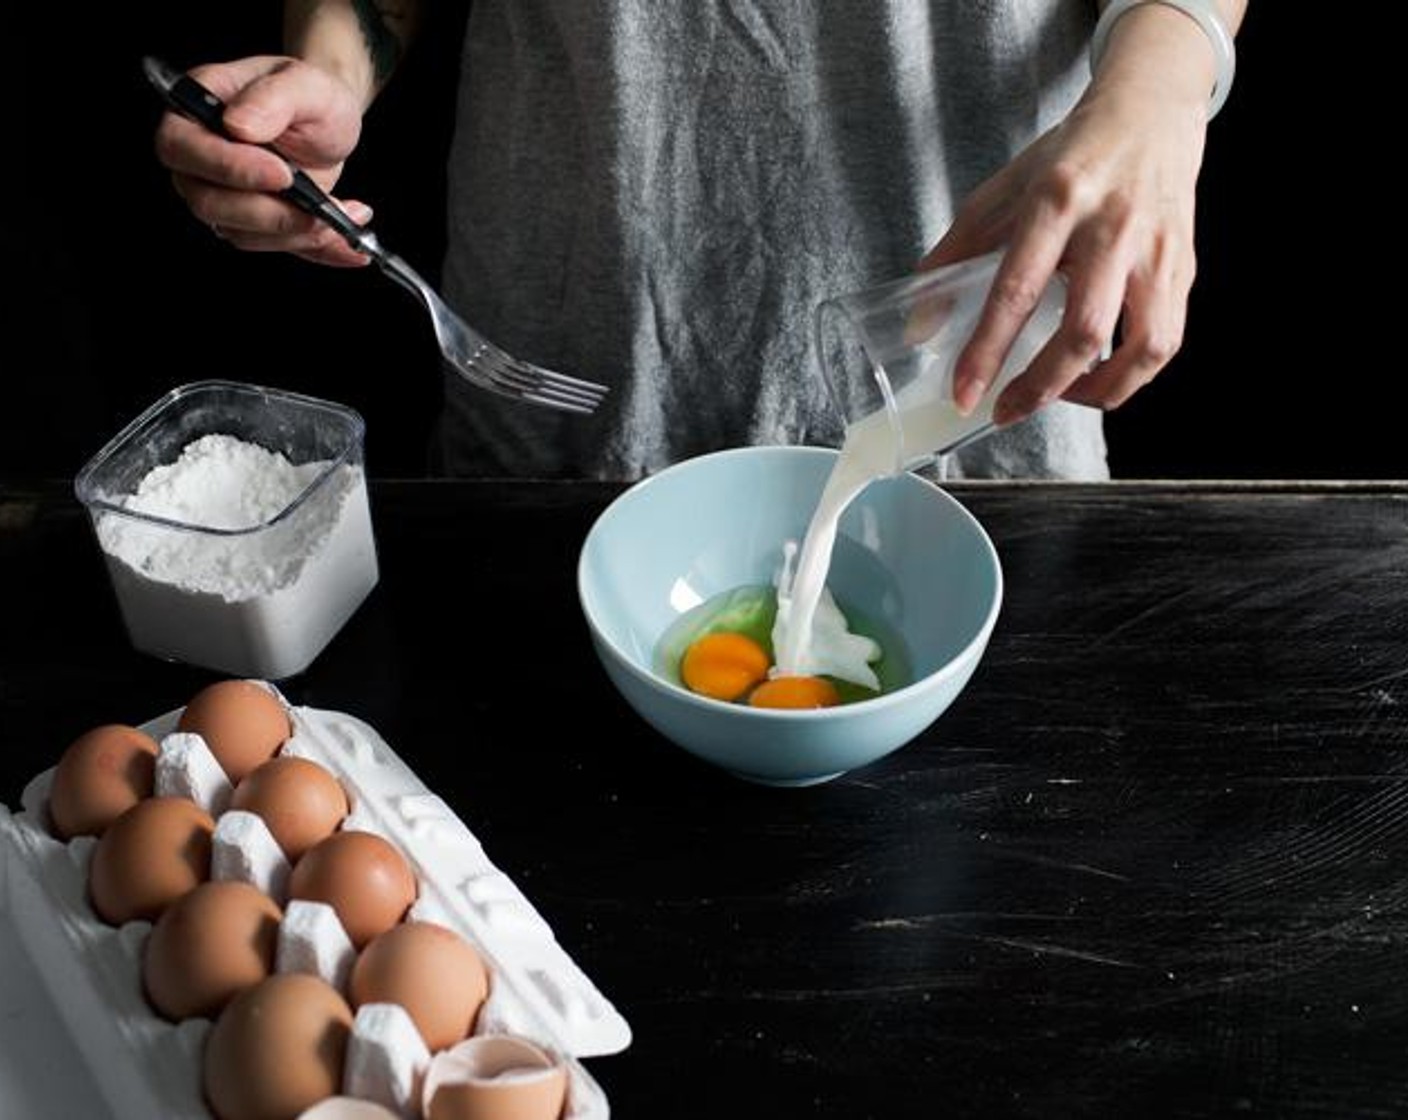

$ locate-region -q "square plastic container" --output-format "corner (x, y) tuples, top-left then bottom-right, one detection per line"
(75, 380), (380, 680)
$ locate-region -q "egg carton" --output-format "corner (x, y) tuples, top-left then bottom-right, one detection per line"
(0, 687), (629, 1119)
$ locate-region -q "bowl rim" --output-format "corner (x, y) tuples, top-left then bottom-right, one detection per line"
(577, 444), (1004, 721)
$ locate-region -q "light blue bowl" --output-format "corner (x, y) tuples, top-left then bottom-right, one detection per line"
(577, 446), (1002, 786)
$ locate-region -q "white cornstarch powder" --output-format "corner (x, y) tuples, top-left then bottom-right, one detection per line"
(94, 433), (379, 678)
(100, 434), (351, 599)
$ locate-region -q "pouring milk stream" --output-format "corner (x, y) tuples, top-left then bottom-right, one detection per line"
(772, 253), (1066, 681)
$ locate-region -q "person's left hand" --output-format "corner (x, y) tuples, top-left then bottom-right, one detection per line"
(919, 77), (1209, 427)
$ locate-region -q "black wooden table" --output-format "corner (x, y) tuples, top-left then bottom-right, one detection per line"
(3, 479), (1407, 1119)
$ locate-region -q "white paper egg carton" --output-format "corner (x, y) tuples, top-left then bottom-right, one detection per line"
(0, 685), (629, 1119)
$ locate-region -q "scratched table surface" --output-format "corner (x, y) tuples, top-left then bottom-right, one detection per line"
(3, 478), (1407, 1119)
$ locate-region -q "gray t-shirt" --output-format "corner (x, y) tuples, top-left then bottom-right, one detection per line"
(435, 0), (1108, 481)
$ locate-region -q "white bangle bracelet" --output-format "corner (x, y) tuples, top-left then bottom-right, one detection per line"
(1089, 0), (1237, 120)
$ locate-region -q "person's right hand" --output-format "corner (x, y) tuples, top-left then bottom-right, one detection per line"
(153, 56), (372, 268)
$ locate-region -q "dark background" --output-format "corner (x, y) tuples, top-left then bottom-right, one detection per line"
(4, 5), (1388, 482)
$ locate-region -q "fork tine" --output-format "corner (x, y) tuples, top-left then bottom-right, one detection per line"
(502, 356), (608, 396)
(471, 336), (609, 400)
(491, 353), (609, 403)
(489, 371), (602, 411)
(515, 390), (596, 415)
(454, 362), (595, 413)
(451, 352), (605, 413)
(519, 375), (608, 406)
(471, 352), (608, 409)
(486, 381), (595, 413)
(490, 381), (595, 412)
(479, 360), (606, 408)
(519, 364), (609, 397)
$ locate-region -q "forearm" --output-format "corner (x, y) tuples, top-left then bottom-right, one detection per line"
(283, 0), (424, 110)
(1090, 1), (1247, 112)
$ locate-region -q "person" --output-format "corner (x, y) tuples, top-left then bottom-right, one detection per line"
(154, 0), (1247, 481)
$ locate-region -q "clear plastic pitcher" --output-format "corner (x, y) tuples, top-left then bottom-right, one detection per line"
(814, 249), (1067, 475)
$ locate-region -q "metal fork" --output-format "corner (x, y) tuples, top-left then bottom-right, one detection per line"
(143, 56), (608, 416)
(354, 236), (607, 414)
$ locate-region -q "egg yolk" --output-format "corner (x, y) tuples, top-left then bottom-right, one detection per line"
(680, 632), (770, 701)
(749, 676), (841, 709)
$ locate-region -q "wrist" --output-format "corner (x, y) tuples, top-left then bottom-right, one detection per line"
(284, 2), (380, 110)
(1091, 0), (1236, 119)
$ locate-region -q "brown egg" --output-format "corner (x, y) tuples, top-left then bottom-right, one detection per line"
(143, 881), (283, 1021)
(230, 757), (350, 861)
(177, 680), (291, 783)
(48, 723), (159, 839)
(424, 1036), (568, 1120)
(204, 972), (353, 1120)
(88, 796), (215, 925)
(350, 921), (490, 1052)
(288, 830), (417, 949)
